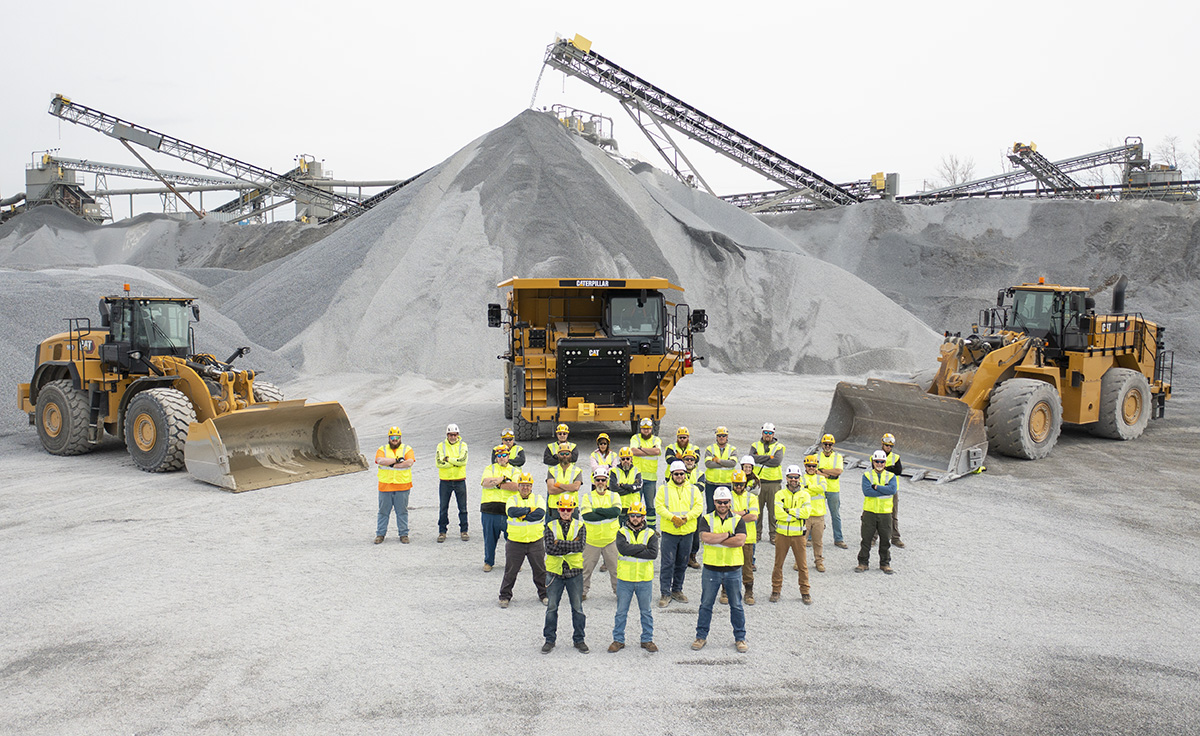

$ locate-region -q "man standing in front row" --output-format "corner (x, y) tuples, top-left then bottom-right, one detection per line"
(580, 467), (621, 600)
(435, 424), (469, 543)
(693, 487), (749, 653)
(542, 496), (589, 654)
(656, 460), (704, 608)
(499, 474), (547, 608)
(609, 501), (659, 653)
(374, 426), (415, 544)
(858, 450), (898, 574)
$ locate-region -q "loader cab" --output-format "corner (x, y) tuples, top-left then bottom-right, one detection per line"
(99, 297), (195, 372)
(1005, 285), (1092, 356)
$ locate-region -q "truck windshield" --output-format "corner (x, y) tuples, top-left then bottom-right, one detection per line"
(609, 295), (663, 337)
(1009, 290), (1055, 334)
(135, 301), (191, 350)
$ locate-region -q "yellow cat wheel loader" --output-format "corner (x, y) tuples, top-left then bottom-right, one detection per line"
(17, 287), (368, 491)
(819, 276), (1172, 481)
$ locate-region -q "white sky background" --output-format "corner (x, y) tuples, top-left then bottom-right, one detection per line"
(4, 0), (1199, 219)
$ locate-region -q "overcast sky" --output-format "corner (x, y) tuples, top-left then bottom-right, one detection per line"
(5, 1), (1199, 219)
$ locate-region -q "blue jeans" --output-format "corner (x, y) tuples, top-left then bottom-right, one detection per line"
(827, 491), (843, 542)
(438, 479), (467, 534)
(659, 531), (693, 595)
(641, 480), (657, 528)
(377, 490), (409, 537)
(613, 579), (654, 644)
(481, 512), (506, 566)
(696, 567), (746, 641)
(543, 573), (586, 644)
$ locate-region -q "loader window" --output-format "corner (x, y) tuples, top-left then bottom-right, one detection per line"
(1009, 290), (1054, 335)
(609, 295), (663, 337)
(134, 302), (191, 351)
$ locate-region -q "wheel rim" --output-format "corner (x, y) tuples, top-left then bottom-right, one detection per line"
(1121, 388), (1143, 425)
(132, 412), (157, 452)
(42, 403), (63, 438)
(1029, 400), (1052, 443)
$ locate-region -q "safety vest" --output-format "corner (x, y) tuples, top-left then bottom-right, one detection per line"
(581, 489), (621, 547)
(505, 493), (546, 543)
(704, 442), (738, 484)
(774, 486), (811, 536)
(376, 444), (412, 487)
(702, 511), (745, 567)
(730, 490), (760, 544)
(548, 463), (582, 491)
(656, 480), (702, 536)
(590, 449), (617, 470)
(863, 468), (897, 514)
(612, 465), (642, 509)
(495, 443), (525, 463)
(546, 518), (585, 576)
(666, 442), (693, 464)
(817, 451), (843, 494)
(752, 440), (786, 482)
(617, 526), (655, 582)
(436, 440), (468, 481)
(664, 465), (701, 485)
(549, 440), (577, 457)
(885, 451), (900, 467)
(629, 434), (662, 478)
(480, 463), (517, 506)
(802, 472), (828, 517)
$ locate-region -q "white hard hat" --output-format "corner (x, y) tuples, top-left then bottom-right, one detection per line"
(669, 461), (687, 473)
(446, 424), (460, 433)
(761, 422), (776, 433)
(713, 486), (732, 501)
(872, 450), (888, 462)
(785, 464), (802, 476)
(740, 455), (755, 466)
(593, 465), (610, 478)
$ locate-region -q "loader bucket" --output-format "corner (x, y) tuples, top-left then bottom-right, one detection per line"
(819, 379), (987, 482)
(184, 399), (369, 492)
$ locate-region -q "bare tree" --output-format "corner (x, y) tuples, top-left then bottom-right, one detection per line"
(935, 154), (977, 187)
(1155, 135), (1181, 169)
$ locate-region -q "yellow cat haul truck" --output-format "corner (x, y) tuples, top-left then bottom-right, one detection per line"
(18, 287), (368, 491)
(487, 277), (707, 440)
(821, 277), (1172, 481)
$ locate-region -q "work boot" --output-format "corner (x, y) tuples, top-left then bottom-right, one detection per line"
(540, 597), (549, 606)
(854, 564), (868, 572)
(641, 641), (658, 653)
(834, 541), (848, 549)
(752, 563), (757, 571)
(691, 638), (706, 651)
(600, 563), (607, 572)
(736, 640), (749, 653)
(687, 555), (700, 569)
(437, 533), (446, 543)
(892, 539), (906, 548)
(769, 591), (780, 603)
(658, 595), (670, 608)
(461, 532), (470, 542)
(399, 536), (410, 544)
(607, 641), (624, 653)
(671, 591), (688, 603)
(581, 593), (588, 601)
(483, 563), (492, 572)
(498, 599), (509, 609)
(802, 593), (812, 605)
(541, 641), (554, 654)
(816, 562), (826, 573)
(574, 641), (590, 653)
(881, 565), (895, 574)
(373, 535), (384, 544)
(719, 590), (728, 605)
(744, 586), (755, 605)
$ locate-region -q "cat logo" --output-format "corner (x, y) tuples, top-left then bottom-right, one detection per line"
(588, 349), (600, 357)
(80, 339), (95, 353)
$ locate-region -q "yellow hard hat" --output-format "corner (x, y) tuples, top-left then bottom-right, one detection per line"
(628, 501), (647, 515)
(493, 444), (510, 455)
(501, 429), (515, 439)
(731, 470), (747, 484)
(556, 495), (577, 510)
(680, 448), (698, 459)
(821, 433), (835, 444)
(388, 426), (401, 437)
(618, 447), (633, 459)
(715, 426), (728, 435)
(597, 433), (610, 442)
(882, 433), (896, 445)
(518, 473), (534, 484)
(556, 423), (570, 434)
(804, 454), (819, 466)
(676, 426), (689, 436)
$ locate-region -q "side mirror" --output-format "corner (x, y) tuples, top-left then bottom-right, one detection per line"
(1084, 297), (1096, 311)
(98, 299), (110, 327)
(996, 289), (1006, 307)
(487, 303), (502, 328)
(192, 305), (201, 322)
(690, 309), (708, 333)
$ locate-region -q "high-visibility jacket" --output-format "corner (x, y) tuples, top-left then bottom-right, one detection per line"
(817, 450), (844, 494)
(863, 468), (897, 514)
(702, 511), (745, 567)
(665, 442), (694, 466)
(480, 463), (517, 506)
(376, 444), (413, 490)
(704, 442), (738, 484)
(752, 439), (786, 482)
(589, 449), (617, 471)
(436, 439), (468, 481)
(617, 526), (655, 582)
(629, 434), (662, 478)
(664, 465), (701, 486)
(611, 465), (642, 509)
(730, 490), (760, 544)
(581, 489), (621, 547)
(774, 486), (811, 536)
(547, 463), (582, 491)
(505, 493), (547, 543)
(655, 480), (703, 536)
(802, 472), (829, 517)
(546, 519), (585, 575)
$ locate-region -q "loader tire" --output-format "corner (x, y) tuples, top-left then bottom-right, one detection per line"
(985, 378), (1061, 460)
(124, 388), (196, 472)
(252, 381), (285, 403)
(1091, 368), (1150, 440)
(512, 368), (538, 442)
(503, 363), (513, 420)
(36, 378), (94, 456)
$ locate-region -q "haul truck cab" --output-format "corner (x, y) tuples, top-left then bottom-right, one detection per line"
(487, 277), (706, 440)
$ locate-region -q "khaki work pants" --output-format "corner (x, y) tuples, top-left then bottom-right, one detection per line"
(807, 514), (826, 567)
(772, 534), (810, 595)
(758, 480), (781, 540)
(582, 541), (618, 597)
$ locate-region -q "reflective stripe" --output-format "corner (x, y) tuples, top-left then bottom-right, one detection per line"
(803, 473), (828, 517)
(701, 512), (744, 567)
(505, 493), (547, 543)
(704, 443), (737, 484)
(629, 435), (661, 477)
(863, 469), (896, 514)
(437, 440), (468, 480)
(480, 463), (517, 505)
(617, 526), (654, 582)
(774, 487), (811, 536)
(546, 519), (585, 575)
(817, 451), (843, 494)
(752, 440), (786, 481)
(377, 444), (412, 486)
(731, 490), (759, 544)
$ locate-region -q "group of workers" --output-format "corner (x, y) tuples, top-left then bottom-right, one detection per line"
(373, 420), (905, 653)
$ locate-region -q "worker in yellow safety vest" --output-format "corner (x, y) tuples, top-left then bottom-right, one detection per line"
(751, 423), (786, 543)
(727, 470), (759, 605)
(374, 426), (415, 544)
(589, 433), (618, 473)
(880, 433), (905, 548)
(857, 450), (898, 575)
(655, 460), (703, 608)
(435, 423), (469, 543)
(703, 426), (739, 511)
(492, 428), (526, 467)
(610, 448), (643, 521)
(546, 445), (583, 520)
(801, 455), (829, 573)
(543, 423), (579, 465)
(581, 466), (621, 600)
(542, 495), (588, 654)
(692, 487), (748, 653)
(480, 445), (520, 572)
(629, 418), (663, 529)
(771, 465), (812, 605)
(609, 501), (659, 653)
(498, 473), (548, 608)
(816, 434), (847, 549)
